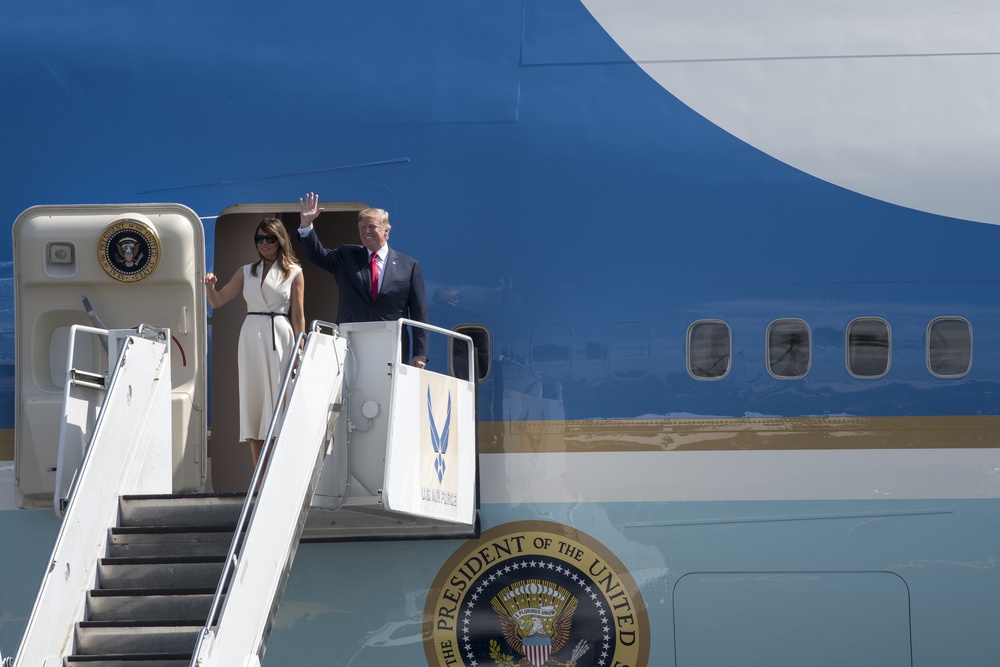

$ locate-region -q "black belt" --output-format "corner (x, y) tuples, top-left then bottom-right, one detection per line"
(247, 311), (290, 350)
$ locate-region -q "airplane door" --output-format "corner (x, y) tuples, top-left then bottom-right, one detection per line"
(13, 204), (207, 507)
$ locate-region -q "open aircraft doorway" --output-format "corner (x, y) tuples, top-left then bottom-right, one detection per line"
(210, 201), (364, 492)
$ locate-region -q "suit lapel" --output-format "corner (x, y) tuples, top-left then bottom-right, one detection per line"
(377, 248), (398, 301)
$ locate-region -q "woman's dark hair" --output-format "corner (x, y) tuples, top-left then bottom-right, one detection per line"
(250, 218), (298, 279)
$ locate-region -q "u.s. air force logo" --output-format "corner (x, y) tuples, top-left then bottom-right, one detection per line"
(420, 380), (460, 516)
(98, 217), (160, 282)
(429, 387), (451, 483)
(425, 521), (649, 667)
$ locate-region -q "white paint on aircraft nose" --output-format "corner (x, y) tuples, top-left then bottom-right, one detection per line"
(584, 0), (1000, 225)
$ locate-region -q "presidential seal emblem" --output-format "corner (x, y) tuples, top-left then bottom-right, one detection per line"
(425, 521), (649, 667)
(98, 218), (160, 282)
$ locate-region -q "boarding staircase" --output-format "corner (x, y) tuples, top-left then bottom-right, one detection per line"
(65, 493), (243, 665)
(13, 321), (350, 666)
(11, 318), (477, 666)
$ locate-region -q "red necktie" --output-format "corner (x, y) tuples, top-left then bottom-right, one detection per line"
(370, 252), (379, 301)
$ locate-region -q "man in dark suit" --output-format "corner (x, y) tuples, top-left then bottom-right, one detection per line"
(298, 192), (429, 367)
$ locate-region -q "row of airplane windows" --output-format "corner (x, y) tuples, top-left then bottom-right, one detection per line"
(517, 316), (974, 382)
(455, 317), (972, 380)
(689, 316), (970, 380)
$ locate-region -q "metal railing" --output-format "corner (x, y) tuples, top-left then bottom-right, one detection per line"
(194, 329), (304, 657)
(54, 324), (168, 516)
(14, 327), (173, 666)
(191, 321), (347, 666)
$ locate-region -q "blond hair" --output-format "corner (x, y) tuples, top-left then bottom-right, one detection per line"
(358, 208), (391, 232)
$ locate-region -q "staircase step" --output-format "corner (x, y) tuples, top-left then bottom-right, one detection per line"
(73, 622), (201, 656)
(97, 556), (226, 590)
(87, 588), (217, 622)
(108, 525), (236, 558)
(118, 493), (247, 528)
(64, 653), (192, 666)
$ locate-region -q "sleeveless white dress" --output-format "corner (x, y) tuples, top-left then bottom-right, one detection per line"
(238, 262), (301, 441)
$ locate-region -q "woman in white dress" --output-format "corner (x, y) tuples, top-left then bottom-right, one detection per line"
(202, 218), (305, 468)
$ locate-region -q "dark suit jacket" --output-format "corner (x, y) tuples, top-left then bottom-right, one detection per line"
(299, 228), (430, 362)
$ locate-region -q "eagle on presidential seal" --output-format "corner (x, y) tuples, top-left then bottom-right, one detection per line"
(114, 236), (144, 268)
(489, 580), (589, 667)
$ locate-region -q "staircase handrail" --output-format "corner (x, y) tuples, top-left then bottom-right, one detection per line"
(53, 323), (110, 516)
(399, 316), (476, 381)
(54, 324), (168, 516)
(191, 321), (347, 666)
(14, 326), (173, 666)
(196, 329), (305, 639)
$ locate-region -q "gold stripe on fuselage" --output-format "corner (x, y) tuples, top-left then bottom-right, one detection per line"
(478, 416), (1000, 454)
(3, 417), (998, 462)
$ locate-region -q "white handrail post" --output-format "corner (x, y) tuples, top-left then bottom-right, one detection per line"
(54, 324), (110, 517)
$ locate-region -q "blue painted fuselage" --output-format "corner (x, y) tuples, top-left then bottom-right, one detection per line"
(2, 1), (1000, 665)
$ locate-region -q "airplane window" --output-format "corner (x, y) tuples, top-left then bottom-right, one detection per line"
(530, 323), (572, 380)
(846, 318), (890, 378)
(767, 319), (811, 378)
(927, 317), (972, 377)
(687, 320), (731, 379)
(451, 324), (492, 381)
(610, 322), (650, 380)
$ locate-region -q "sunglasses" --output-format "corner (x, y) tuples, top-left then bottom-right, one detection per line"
(255, 234), (278, 244)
